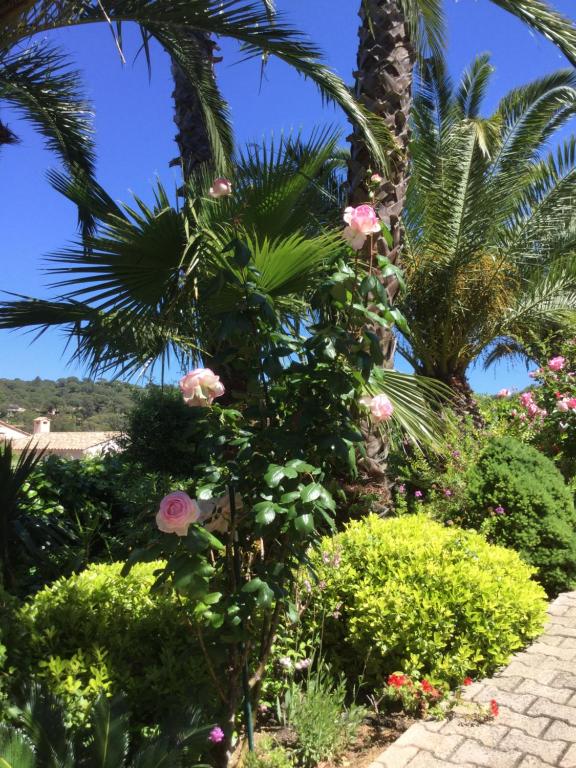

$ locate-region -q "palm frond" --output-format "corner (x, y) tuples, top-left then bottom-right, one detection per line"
(489, 0), (576, 66)
(0, 728), (36, 768)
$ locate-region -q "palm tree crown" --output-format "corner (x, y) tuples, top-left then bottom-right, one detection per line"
(400, 55), (576, 391)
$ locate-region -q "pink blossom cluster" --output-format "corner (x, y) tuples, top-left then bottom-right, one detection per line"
(517, 391), (547, 421)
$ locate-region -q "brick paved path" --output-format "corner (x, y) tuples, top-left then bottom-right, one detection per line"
(372, 592), (576, 768)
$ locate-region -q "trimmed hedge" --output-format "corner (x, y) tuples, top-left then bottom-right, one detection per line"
(16, 562), (213, 727)
(308, 515), (547, 688)
(465, 436), (576, 595)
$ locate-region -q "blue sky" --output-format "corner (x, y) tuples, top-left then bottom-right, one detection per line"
(0, 0), (574, 391)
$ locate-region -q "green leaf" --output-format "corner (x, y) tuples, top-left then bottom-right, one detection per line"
(264, 464), (285, 487)
(294, 514), (315, 534)
(254, 501), (277, 525)
(300, 483), (323, 503)
(285, 459), (316, 473)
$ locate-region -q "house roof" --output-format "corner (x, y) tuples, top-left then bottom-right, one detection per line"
(10, 432), (121, 453)
(0, 420), (30, 436)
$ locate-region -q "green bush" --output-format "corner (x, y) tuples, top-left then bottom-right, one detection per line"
(464, 436), (576, 595)
(308, 515), (546, 689)
(15, 562), (213, 727)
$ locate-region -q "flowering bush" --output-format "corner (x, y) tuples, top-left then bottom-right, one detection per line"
(304, 515), (546, 689)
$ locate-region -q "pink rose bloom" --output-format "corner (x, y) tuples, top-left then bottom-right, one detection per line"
(496, 389), (511, 398)
(360, 393), (394, 422)
(342, 204), (381, 250)
(370, 173), (383, 183)
(568, 398), (576, 410)
(208, 727), (225, 744)
(156, 491), (200, 536)
(179, 368), (225, 407)
(557, 398), (570, 412)
(519, 392), (533, 407)
(548, 356), (566, 372)
(528, 370), (541, 379)
(209, 177), (232, 198)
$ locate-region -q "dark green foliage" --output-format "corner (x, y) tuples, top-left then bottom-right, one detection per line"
(15, 562), (213, 729)
(124, 387), (212, 477)
(0, 377), (139, 432)
(464, 436), (576, 595)
(307, 515), (547, 689)
(0, 685), (210, 767)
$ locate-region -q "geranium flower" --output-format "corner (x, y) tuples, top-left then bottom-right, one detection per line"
(463, 677), (473, 686)
(490, 699), (499, 717)
(388, 673), (410, 688)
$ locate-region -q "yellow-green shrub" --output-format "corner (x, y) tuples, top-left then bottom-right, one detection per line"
(309, 515), (547, 687)
(16, 561), (212, 727)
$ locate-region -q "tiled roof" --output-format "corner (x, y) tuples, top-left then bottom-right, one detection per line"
(11, 432), (121, 452)
(0, 420), (30, 436)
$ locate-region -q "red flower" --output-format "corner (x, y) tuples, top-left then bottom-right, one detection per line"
(463, 677), (473, 686)
(421, 679), (441, 697)
(388, 673), (410, 688)
(490, 699), (499, 717)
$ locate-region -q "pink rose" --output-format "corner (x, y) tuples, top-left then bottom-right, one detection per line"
(548, 356), (566, 372)
(360, 393), (394, 422)
(496, 389), (511, 398)
(519, 392), (533, 407)
(528, 370), (541, 379)
(209, 177), (232, 198)
(370, 173), (383, 183)
(342, 204), (381, 250)
(156, 491), (200, 536)
(568, 398), (576, 410)
(557, 398), (570, 412)
(179, 368), (225, 407)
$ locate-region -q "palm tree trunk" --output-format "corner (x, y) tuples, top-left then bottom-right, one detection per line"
(171, 31), (218, 181)
(349, 1), (415, 484)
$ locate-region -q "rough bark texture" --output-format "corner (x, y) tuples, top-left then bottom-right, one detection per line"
(348, 1), (415, 481)
(171, 31), (217, 182)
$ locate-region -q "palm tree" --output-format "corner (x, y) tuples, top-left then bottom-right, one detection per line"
(1, 0), (395, 177)
(0, 131), (448, 448)
(0, 686), (209, 767)
(399, 56), (576, 410)
(350, 0), (576, 238)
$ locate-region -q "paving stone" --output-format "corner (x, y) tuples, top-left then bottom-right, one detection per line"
(516, 680), (574, 705)
(527, 644), (576, 662)
(528, 698), (576, 726)
(511, 653), (570, 673)
(496, 707), (552, 737)
(437, 719), (509, 747)
(472, 685), (538, 714)
(560, 744), (576, 768)
(551, 673), (576, 691)
(450, 739), (523, 767)
(502, 663), (559, 686)
(550, 616), (576, 628)
(539, 636), (570, 648)
(499, 729), (567, 762)
(562, 638), (576, 650)
(409, 754), (475, 768)
(549, 626), (576, 639)
(490, 676), (525, 692)
(517, 758), (556, 768)
(373, 746), (419, 768)
(393, 722), (463, 759)
(543, 720), (576, 742)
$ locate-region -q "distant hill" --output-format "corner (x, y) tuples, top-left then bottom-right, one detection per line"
(0, 377), (141, 432)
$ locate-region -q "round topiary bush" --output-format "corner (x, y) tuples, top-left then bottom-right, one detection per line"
(16, 562), (213, 727)
(464, 436), (576, 595)
(308, 515), (547, 688)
